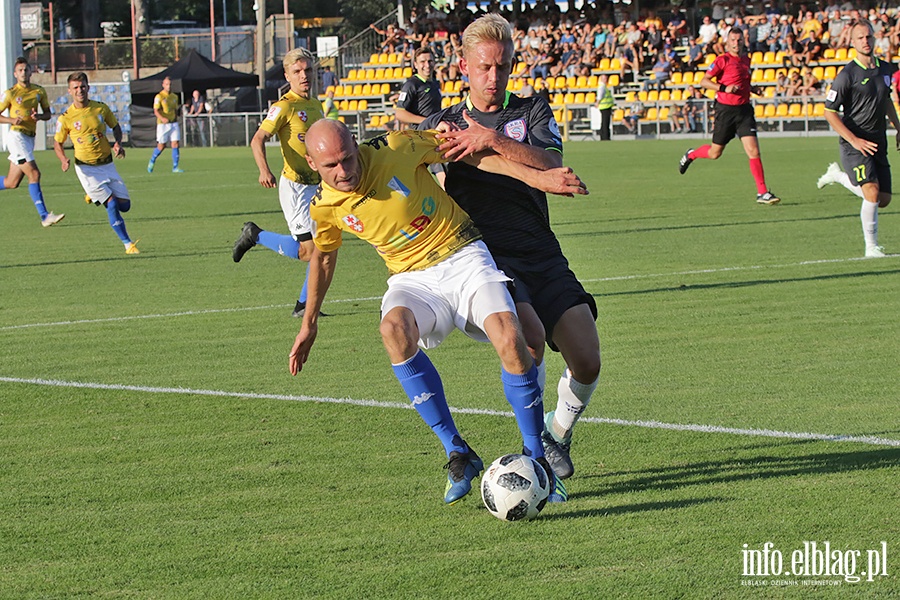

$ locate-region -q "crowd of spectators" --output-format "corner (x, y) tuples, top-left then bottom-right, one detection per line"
(369, 1), (900, 93)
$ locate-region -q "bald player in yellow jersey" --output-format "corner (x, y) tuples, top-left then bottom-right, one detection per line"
(0, 57), (64, 227)
(288, 119), (588, 506)
(233, 48), (326, 317)
(147, 76), (183, 173)
(54, 72), (139, 254)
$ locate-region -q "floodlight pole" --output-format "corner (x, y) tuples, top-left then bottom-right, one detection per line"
(130, 0), (139, 79)
(210, 0), (217, 61)
(49, 2), (57, 84)
(256, 0), (266, 111)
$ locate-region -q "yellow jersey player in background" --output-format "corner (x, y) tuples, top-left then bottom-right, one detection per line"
(233, 48), (327, 318)
(289, 119), (588, 506)
(53, 72), (140, 254)
(147, 76), (183, 173)
(0, 57), (64, 227)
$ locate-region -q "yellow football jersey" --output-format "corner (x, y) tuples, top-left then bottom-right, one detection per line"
(54, 101), (118, 166)
(258, 91), (323, 185)
(0, 83), (50, 137)
(311, 129), (480, 274)
(153, 90), (179, 123)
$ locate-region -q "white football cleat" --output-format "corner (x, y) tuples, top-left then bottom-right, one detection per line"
(41, 212), (65, 227)
(865, 246), (886, 258)
(817, 162), (842, 189)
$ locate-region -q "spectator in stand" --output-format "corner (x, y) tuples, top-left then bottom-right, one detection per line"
(645, 23), (663, 55)
(369, 23), (407, 54)
(698, 15), (719, 52)
(801, 28), (825, 63)
(799, 10), (823, 41)
(827, 11), (847, 48)
(321, 65), (338, 90)
(784, 70), (804, 96)
(669, 101), (687, 133)
(775, 70), (790, 97)
(622, 97), (644, 133)
(644, 52), (672, 91)
(783, 32), (805, 67)
(799, 66), (821, 96)
(683, 85), (704, 133)
(684, 37), (704, 72)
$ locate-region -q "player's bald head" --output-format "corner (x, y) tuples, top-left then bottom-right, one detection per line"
(306, 119), (354, 161)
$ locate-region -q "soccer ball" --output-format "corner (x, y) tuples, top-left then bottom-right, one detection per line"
(481, 454), (550, 521)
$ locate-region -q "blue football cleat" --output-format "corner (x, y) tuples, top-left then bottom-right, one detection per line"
(536, 456), (568, 503)
(147, 159), (155, 173)
(443, 449), (483, 504)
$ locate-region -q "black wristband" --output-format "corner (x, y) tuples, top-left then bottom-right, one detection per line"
(719, 84), (727, 93)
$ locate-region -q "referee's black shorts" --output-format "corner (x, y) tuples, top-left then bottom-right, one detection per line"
(712, 102), (757, 146)
(494, 254), (597, 352)
(839, 137), (892, 194)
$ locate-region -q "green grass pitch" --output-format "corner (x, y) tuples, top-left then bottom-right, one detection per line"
(0, 137), (897, 598)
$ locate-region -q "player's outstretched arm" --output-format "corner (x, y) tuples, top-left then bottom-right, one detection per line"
(289, 247), (338, 375)
(438, 110), (561, 170)
(463, 152), (588, 197)
(53, 139), (70, 172)
(250, 129), (277, 188)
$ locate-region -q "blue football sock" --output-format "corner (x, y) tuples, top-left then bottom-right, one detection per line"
(28, 183), (48, 219)
(106, 198), (131, 243)
(150, 148), (162, 163)
(0, 179), (6, 190)
(257, 231), (300, 259)
(172, 147), (180, 168)
(502, 364), (545, 459)
(299, 263), (310, 303)
(392, 350), (466, 456)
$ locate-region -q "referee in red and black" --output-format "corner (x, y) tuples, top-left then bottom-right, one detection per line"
(678, 27), (781, 205)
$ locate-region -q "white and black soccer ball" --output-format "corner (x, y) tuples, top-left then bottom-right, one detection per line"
(481, 454), (550, 521)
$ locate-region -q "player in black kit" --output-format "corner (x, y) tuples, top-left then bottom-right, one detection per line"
(395, 47), (443, 127)
(422, 14), (601, 482)
(824, 20), (900, 258)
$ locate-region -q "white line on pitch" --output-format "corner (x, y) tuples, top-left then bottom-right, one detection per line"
(2, 376), (897, 448)
(0, 296), (383, 332)
(582, 255), (897, 284)
(3, 255), (896, 332)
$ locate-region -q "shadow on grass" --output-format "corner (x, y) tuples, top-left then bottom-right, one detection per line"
(578, 445), (900, 498)
(540, 496), (730, 521)
(594, 267), (900, 297)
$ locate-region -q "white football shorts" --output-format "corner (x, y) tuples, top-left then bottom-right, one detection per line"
(156, 122), (181, 144)
(75, 162), (130, 204)
(279, 176), (316, 237)
(381, 240), (515, 349)
(6, 130), (36, 164)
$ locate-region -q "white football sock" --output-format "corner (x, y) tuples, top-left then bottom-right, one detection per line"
(837, 171), (864, 199)
(861, 200), (879, 249)
(553, 369), (599, 439)
(535, 359), (546, 396)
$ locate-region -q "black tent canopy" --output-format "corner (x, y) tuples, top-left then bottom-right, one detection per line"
(128, 50), (259, 146)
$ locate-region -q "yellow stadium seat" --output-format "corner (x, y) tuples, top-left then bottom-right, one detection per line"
(755, 105), (764, 117)
(373, 68), (384, 80)
(566, 76), (576, 89)
(453, 80), (462, 92)
(763, 69), (776, 82)
(694, 71), (705, 84)
(551, 93), (564, 106)
(659, 107), (669, 120)
(638, 91), (648, 102)
(588, 75), (598, 88)
(402, 67), (412, 78)
(368, 115), (380, 128)
(776, 104), (788, 117)
(441, 96), (453, 108)
(625, 91), (636, 103)
(358, 99), (368, 111)
(671, 72), (682, 85)
(585, 92), (596, 103)
(848, 48), (857, 59)
(574, 92), (585, 103)
(788, 103), (802, 117)
(555, 76), (567, 89)
(598, 58), (610, 70)
(553, 109), (562, 122)
(338, 100), (349, 110)
(813, 103), (825, 116)
(646, 107), (658, 120)
(348, 100), (358, 111)
(764, 87), (776, 98)
(338, 116), (345, 123)
(812, 66), (824, 80)
(823, 48), (836, 59)
(763, 104), (776, 117)
(334, 85), (344, 97)
(763, 51), (776, 65)
(608, 74), (619, 87)
(647, 90), (659, 102)
(443, 80), (454, 94)
(751, 69), (763, 83)
(659, 90), (671, 101)
(613, 108), (624, 121)
(362, 83), (372, 95)
(377, 53), (389, 64)
(835, 48), (848, 61)
(380, 83), (390, 94)
(576, 76), (588, 89)
(751, 51), (763, 65)
(368, 53), (379, 65)
(671, 89), (683, 101)
(610, 58), (621, 70)
(563, 92), (575, 104)
(824, 66), (837, 80)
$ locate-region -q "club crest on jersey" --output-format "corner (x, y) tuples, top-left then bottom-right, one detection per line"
(504, 119), (527, 141)
(298, 110), (308, 122)
(73, 120), (82, 131)
(886, 75), (892, 87)
(15, 96), (23, 105)
(388, 176), (410, 197)
(342, 213), (364, 233)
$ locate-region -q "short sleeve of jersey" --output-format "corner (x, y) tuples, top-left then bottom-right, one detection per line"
(53, 113), (69, 143)
(0, 89), (9, 113)
(389, 128), (444, 165)
(396, 79), (416, 111)
(309, 188), (344, 253)
(153, 93), (162, 109)
(527, 98), (563, 153)
(825, 66), (850, 111)
(259, 101), (287, 135)
(707, 55), (725, 80)
(36, 85), (49, 111)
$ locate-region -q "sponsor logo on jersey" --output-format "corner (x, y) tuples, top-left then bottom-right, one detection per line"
(504, 118), (527, 141)
(885, 75), (891, 87)
(388, 176), (410, 198)
(265, 105), (282, 121)
(388, 196), (436, 248)
(549, 119), (562, 145)
(342, 213), (364, 233)
(860, 78), (870, 86)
